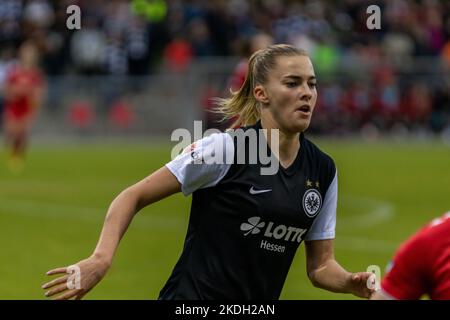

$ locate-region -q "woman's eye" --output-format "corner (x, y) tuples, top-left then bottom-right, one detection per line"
(309, 83), (317, 88)
(286, 82), (297, 88)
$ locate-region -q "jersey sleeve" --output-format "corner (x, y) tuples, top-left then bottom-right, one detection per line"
(305, 170), (337, 241)
(6, 67), (18, 84)
(33, 70), (44, 87)
(165, 132), (234, 196)
(381, 232), (429, 300)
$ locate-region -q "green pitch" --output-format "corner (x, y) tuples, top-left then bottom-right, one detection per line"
(0, 138), (449, 299)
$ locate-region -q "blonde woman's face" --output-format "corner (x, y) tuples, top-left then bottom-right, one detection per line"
(259, 55), (317, 134)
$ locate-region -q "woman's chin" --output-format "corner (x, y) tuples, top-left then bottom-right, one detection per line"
(285, 119), (311, 134)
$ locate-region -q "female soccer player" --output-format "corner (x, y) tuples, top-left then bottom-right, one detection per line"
(43, 44), (375, 300)
(3, 41), (44, 172)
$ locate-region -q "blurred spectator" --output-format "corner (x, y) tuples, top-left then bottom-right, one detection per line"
(163, 35), (193, 73)
(23, 0), (54, 29)
(70, 16), (106, 74)
(0, 46), (16, 127)
(0, 0), (448, 74)
(188, 18), (215, 56)
(375, 76), (400, 123)
(228, 33), (274, 92)
(0, 0), (23, 45)
(0, 0), (449, 136)
(430, 84), (450, 133)
(401, 82), (432, 127)
(126, 16), (151, 75)
(68, 100), (95, 130)
(108, 99), (135, 129)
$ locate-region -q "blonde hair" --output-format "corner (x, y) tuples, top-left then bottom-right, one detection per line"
(215, 44), (309, 128)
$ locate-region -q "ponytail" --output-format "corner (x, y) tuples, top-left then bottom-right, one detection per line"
(214, 54), (260, 128)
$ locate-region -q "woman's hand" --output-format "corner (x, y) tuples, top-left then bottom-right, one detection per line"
(346, 272), (377, 299)
(42, 255), (110, 300)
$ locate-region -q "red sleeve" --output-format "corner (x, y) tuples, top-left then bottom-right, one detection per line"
(381, 230), (429, 299)
(33, 70), (44, 87)
(6, 68), (18, 84)
(228, 60), (248, 91)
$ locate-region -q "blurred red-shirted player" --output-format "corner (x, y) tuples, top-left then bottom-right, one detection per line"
(204, 34), (273, 131)
(228, 33), (274, 92)
(372, 212), (450, 300)
(223, 33), (273, 129)
(3, 41), (45, 172)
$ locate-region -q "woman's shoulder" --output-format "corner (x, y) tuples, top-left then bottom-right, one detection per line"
(302, 135), (336, 169)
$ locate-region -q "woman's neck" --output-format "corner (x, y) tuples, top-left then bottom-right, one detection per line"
(260, 116), (300, 168)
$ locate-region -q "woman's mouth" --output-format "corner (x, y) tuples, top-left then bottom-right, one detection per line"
(295, 104), (311, 116)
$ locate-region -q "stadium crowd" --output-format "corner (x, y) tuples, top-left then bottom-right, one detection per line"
(1, 0), (450, 136)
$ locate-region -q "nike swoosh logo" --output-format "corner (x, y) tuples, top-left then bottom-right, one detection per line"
(249, 186), (272, 195)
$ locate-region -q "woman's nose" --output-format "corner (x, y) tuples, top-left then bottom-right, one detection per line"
(299, 83), (312, 100)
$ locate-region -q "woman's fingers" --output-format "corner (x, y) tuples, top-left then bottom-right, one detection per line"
(46, 267), (67, 276)
(42, 275), (69, 290)
(53, 289), (82, 301)
(44, 282), (70, 297)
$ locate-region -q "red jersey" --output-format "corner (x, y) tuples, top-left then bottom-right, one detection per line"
(228, 59), (248, 91)
(223, 59), (248, 129)
(4, 65), (43, 119)
(381, 212), (450, 300)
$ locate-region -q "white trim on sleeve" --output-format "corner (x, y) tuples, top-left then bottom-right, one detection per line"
(305, 171), (337, 241)
(165, 133), (234, 196)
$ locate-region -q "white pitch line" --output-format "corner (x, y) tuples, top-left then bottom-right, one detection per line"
(0, 198), (186, 230)
(338, 194), (395, 230)
(0, 194), (398, 252)
(336, 236), (397, 253)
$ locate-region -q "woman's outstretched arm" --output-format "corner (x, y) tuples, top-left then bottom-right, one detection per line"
(42, 166), (181, 300)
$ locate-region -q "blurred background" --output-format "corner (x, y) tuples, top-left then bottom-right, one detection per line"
(1, 0), (450, 137)
(0, 0), (449, 299)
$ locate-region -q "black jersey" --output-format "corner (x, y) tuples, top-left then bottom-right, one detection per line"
(160, 121), (337, 300)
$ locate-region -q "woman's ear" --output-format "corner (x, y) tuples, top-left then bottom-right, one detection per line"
(254, 85), (269, 104)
